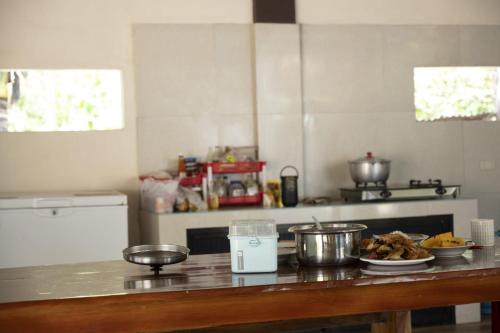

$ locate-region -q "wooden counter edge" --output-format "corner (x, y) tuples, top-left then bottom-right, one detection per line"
(1, 274), (500, 333)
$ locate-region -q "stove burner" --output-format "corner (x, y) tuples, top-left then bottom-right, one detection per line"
(409, 179), (442, 188)
(340, 179), (460, 202)
(355, 181), (387, 189)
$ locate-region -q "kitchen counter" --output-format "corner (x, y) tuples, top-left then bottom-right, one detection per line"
(1, 243), (499, 332)
(141, 197), (477, 247)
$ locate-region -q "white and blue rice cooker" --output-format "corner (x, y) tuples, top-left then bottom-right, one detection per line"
(228, 220), (278, 273)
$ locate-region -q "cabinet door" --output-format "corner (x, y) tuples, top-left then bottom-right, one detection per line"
(187, 227), (230, 255)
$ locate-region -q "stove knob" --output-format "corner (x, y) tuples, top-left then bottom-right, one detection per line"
(380, 189), (392, 199)
(435, 187), (447, 195)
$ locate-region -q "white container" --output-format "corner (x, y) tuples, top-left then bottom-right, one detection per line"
(0, 191), (128, 268)
(471, 218), (495, 246)
(228, 219), (278, 273)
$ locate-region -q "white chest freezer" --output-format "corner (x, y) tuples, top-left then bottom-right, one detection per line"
(0, 191), (128, 268)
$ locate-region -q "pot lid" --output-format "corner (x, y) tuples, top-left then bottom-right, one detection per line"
(349, 152), (390, 164)
(288, 223), (367, 234)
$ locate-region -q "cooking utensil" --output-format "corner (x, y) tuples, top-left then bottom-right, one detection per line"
(280, 165), (299, 207)
(348, 152), (391, 187)
(123, 244), (190, 275)
(312, 216), (322, 230)
(288, 223), (367, 266)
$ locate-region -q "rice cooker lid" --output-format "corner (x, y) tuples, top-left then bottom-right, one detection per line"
(288, 223), (367, 234)
(228, 219), (278, 237)
(349, 152), (390, 164)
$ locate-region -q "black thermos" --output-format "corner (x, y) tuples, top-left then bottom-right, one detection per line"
(280, 165), (299, 207)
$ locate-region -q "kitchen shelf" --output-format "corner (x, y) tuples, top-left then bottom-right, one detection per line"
(201, 161), (266, 174)
(218, 192), (263, 205)
(202, 161), (267, 207)
(139, 174), (203, 187)
(179, 174), (203, 187)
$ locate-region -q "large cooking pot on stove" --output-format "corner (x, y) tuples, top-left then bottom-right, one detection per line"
(348, 152), (391, 186)
(288, 223), (367, 266)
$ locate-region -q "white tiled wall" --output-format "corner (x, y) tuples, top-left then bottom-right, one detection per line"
(303, 112), (464, 197)
(301, 24), (500, 228)
(457, 26), (500, 228)
(254, 24), (304, 192)
(459, 26), (500, 65)
(134, 24), (255, 173)
(381, 25), (461, 113)
(134, 23), (500, 228)
(301, 25), (385, 115)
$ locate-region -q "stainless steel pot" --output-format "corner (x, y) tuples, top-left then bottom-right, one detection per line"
(348, 152), (390, 186)
(288, 223), (367, 266)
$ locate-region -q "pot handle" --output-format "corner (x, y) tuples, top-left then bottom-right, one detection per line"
(280, 165), (299, 178)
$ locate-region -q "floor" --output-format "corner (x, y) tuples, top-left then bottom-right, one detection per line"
(184, 314), (493, 332)
(413, 317), (491, 333)
(300, 316), (492, 333)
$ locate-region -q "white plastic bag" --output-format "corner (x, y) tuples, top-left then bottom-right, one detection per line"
(140, 178), (179, 213)
(178, 186), (207, 212)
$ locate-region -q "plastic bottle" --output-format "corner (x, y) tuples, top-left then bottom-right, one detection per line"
(178, 154), (186, 178)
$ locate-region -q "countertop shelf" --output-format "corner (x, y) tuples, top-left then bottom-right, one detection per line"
(0, 246), (499, 333)
(0, 245), (498, 304)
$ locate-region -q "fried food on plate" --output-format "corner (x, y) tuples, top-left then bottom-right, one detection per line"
(362, 232), (431, 260)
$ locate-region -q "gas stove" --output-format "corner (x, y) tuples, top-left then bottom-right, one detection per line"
(340, 179), (460, 202)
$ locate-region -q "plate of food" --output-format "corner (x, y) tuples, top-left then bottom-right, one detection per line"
(361, 263), (435, 276)
(419, 232), (474, 258)
(361, 232), (434, 266)
(373, 231), (429, 243)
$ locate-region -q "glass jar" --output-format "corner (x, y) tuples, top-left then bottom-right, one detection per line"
(228, 181), (246, 197)
(213, 177), (228, 198)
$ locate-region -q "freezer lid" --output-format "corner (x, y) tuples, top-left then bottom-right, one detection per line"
(0, 191), (127, 209)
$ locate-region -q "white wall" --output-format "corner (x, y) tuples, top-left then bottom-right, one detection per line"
(296, 0), (500, 25)
(134, 24), (255, 173)
(301, 25), (500, 232)
(0, 0), (253, 244)
(2, 0), (500, 244)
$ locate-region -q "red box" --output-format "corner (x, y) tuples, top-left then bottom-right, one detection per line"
(179, 174), (203, 187)
(202, 161), (266, 174)
(218, 192), (263, 205)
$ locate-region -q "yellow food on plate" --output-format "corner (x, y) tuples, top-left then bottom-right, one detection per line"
(421, 232), (465, 248)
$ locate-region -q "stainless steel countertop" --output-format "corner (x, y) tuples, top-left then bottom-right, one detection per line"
(1, 242), (499, 304)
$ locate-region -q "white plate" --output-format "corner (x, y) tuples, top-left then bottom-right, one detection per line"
(373, 233), (429, 243)
(419, 241), (474, 258)
(407, 233), (429, 243)
(360, 255), (435, 266)
(361, 263), (435, 276)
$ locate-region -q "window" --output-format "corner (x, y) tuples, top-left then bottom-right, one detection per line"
(0, 70), (123, 132)
(414, 67), (500, 122)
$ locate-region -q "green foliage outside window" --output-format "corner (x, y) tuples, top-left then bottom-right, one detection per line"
(414, 67), (499, 121)
(0, 70), (123, 132)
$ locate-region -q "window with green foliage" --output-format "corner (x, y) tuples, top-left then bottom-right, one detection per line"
(414, 67), (500, 122)
(0, 70), (123, 132)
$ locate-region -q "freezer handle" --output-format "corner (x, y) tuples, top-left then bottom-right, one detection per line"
(34, 208), (76, 218)
(34, 198), (73, 208)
